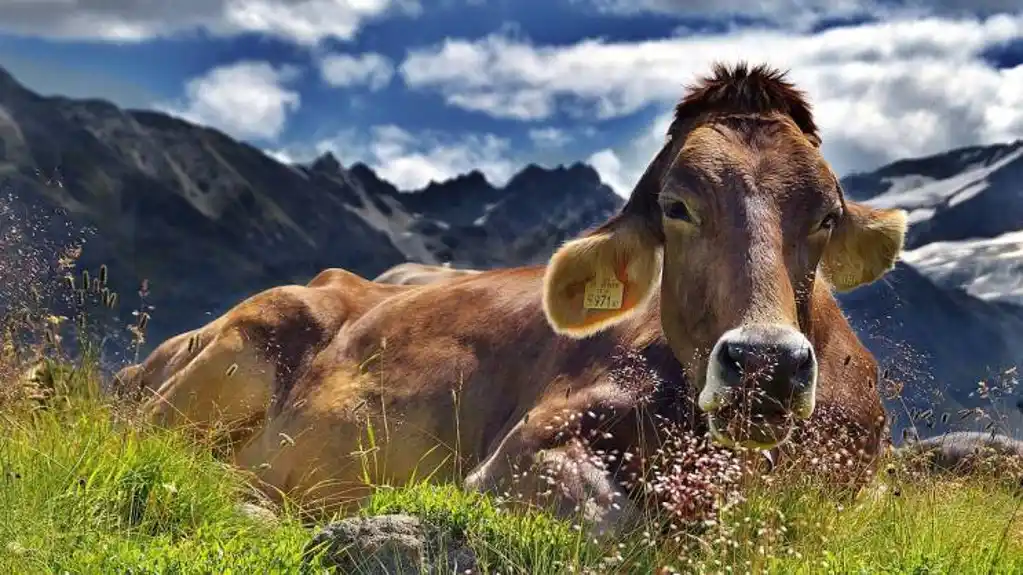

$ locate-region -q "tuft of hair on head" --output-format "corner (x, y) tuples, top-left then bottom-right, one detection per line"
(668, 61), (819, 144)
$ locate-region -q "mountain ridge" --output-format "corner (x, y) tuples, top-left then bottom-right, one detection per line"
(0, 64), (623, 357)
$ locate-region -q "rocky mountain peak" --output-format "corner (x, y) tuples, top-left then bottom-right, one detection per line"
(417, 169), (491, 194)
(0, 64), (623, 356)
(310, 151), (343, 174)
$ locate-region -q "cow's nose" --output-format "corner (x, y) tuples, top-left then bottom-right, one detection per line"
(701, 324), (818, 419)
(722, 337), (813, 390)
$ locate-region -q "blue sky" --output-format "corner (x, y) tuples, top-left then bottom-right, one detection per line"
(0, 1), (1021, 196)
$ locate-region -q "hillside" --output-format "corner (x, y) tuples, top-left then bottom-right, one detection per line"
(0, 64), (1020, 442)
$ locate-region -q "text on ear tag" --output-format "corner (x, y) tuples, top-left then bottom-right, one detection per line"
(583, 271), (624, 310)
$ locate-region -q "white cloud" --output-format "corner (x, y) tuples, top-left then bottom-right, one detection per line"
(586, 112), (671, 198)
(581, 0), (1020, 29)
(528, 127), (573, 148)
(162, 61), (301, 142)
(0, 0), (419, 45)
(400, 13), (1023, 190)
(586, 149), (627, 197)
(318, 52), (395, 90)
(581, 0), (875, 29)
(265, 148), (296, 164)
(312, 125), (518, 190)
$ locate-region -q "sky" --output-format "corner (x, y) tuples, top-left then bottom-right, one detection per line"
(0, 1), (1021, 197)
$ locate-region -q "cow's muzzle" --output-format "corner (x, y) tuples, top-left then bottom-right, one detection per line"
(698, 324), (818, 449)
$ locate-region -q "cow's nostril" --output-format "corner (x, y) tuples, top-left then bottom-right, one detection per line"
(724, 341), (749, 369)
(712, 327), (817, 389)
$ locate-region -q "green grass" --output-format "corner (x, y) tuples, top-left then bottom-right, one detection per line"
(2, 358), (1023, 574)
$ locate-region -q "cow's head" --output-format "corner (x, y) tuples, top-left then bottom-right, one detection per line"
(542, 62), (907, 450)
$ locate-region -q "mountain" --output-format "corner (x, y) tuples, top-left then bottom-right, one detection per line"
(0, 66), (621, 359)
(0, 64), (1019, 442)
(839, 142), (1023, 439)
(340, 159), (620, 269)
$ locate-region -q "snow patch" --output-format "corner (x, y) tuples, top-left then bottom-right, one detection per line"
(880, 174), (935, 195)
(474, 200), (504, 227)
(902, 230), (1023, 305)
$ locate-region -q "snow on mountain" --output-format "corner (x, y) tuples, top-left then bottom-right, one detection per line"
(901, 230), (1023, 305)
(838, 141), (1023, 440)
(862, 144), (1023, 225)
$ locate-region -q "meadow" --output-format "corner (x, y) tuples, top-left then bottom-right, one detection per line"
(3, 353), (1023, 574)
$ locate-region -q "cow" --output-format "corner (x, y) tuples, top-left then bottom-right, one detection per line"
(373, 262), (482, 286)
(136, 62), (908, 536)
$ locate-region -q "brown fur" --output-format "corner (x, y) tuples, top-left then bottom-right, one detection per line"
(132, 62), (907, 536)
(114, 268), (409, 407)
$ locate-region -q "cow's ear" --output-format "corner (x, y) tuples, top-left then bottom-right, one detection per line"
(821, 201), (907, 291)
(543, 213), (661, 338)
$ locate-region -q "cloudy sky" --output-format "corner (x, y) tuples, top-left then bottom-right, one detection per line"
(0, 1), (1020, 196)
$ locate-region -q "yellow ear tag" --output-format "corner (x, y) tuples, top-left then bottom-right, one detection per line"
(583, 270), (624, 310)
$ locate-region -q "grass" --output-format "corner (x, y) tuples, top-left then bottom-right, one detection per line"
(1, 356), (1022, 574)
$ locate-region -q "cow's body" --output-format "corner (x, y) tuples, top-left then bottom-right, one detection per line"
(130, 63), (908, 535)
(132, 263), (884, 532)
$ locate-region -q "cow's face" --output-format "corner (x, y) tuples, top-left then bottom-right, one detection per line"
(542, 64), (907, 450)
(653, 119), (906, 448)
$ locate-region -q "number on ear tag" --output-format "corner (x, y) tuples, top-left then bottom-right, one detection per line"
(583, 271), (624, 310)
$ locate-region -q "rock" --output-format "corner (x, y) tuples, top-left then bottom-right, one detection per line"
(302, 514), (477, 574)
(236, 502), (279, 526)
(895, 430), (1023, 477)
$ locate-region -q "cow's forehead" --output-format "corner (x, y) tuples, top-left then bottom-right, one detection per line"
(666, 121), (836, 206)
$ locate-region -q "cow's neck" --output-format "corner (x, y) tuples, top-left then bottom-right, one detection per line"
(604, 294), (704, 435)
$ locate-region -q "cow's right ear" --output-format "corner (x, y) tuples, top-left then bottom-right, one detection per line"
(542, 213), (661, 338)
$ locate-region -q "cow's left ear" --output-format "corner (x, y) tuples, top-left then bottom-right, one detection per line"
(821, 201), (908, 291)
(543, 212), (661, 338)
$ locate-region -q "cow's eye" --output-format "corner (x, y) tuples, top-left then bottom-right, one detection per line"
(664, 201), (693, 222)
(819, 211), (841, 232)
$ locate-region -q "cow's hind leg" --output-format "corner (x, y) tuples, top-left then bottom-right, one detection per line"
(142, 326), (274, 434)
(465, 420), (640, 537)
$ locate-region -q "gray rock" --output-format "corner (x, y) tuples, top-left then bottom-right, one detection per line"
(896, 430), (1023, 476)
(302, 514), (477, 574)
(236, 501), (279, 526)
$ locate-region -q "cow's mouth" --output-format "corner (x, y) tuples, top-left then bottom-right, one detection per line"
(705, 401), (796, 450)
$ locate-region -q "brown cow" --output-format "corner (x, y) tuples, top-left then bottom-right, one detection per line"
(137, 62), (907, 536)
(373, 262), (482, 286)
